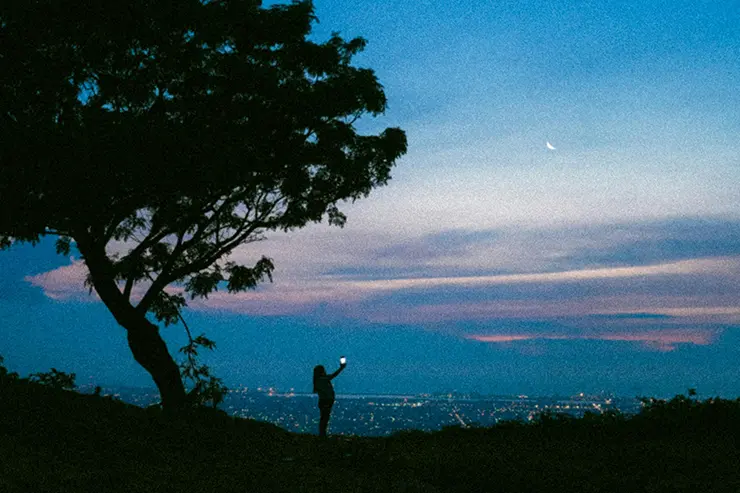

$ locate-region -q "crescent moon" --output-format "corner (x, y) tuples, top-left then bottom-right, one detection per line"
(546, 141), (556, 150)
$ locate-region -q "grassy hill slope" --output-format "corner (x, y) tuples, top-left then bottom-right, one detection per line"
(2, 376), (740, 492)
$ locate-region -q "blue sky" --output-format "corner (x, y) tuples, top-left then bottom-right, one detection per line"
(2, 0), (740, 397)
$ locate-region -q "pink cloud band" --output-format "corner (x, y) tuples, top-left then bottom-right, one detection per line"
(466, 328), (719, 352)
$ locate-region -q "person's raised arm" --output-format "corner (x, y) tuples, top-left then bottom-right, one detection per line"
(328, 362), (347, 380)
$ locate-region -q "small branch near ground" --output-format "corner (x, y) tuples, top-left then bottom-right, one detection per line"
(175, 305), (228, 409)
(177, 309), (199, 381)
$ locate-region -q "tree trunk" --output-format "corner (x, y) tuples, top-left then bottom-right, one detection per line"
(125, 317), (187, 411)
(76, 235), (187, 411)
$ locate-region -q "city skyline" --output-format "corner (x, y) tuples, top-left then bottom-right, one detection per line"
(86, 384), (644, 437)
(2, 0), (740, 397)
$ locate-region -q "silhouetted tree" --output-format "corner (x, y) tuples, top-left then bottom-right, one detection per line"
(0, 0), (407, 411)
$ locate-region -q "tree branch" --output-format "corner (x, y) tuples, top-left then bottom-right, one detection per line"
(173, 198), (281, 283)
(120, 222), (174, 301)
(177, 307), (197, 375)
(135, 227), (187, 312)
(123, 195), (222, 305)
(137, 197), (279, 310)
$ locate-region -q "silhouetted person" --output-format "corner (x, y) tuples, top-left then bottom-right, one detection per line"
(313, 357), (347, 437)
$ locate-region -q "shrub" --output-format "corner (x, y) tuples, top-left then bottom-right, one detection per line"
(29, 368), (77, 390)
(0, 354), (19, 382)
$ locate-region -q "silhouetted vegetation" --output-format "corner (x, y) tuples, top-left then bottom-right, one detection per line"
(177, 324), (228, 409)
(2, 358), (739, 492)
(0, 0), (407, 411)
(28, 368), (77, 390)
(0, 355), (18, 382)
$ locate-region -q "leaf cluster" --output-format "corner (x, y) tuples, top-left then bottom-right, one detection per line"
(179, 333), (228, 408)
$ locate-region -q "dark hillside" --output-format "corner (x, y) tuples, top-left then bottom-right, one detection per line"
(2, 376), (739, 492)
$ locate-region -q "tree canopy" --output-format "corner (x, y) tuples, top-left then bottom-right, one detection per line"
(0, 0), (407, 409)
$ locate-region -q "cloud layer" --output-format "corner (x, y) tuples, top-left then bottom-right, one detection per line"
(25, 217), (740, 353)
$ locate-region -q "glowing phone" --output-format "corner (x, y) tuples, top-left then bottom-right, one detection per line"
(340, 356), (347, 365)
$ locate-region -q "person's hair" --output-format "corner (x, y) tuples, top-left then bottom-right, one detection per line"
(313, 365), (326, 393)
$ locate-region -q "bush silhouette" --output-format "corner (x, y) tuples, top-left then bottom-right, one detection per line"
(2, 368), (740, 492)
(28, 368), (77, 390)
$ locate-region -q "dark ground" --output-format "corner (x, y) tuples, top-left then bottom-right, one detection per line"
(2, 376), (739, 493)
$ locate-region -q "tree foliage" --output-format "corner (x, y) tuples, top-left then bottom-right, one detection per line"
(178, 315), (229, 408)
(0, 0), (406, 307)
(0, 0), (406, 408)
